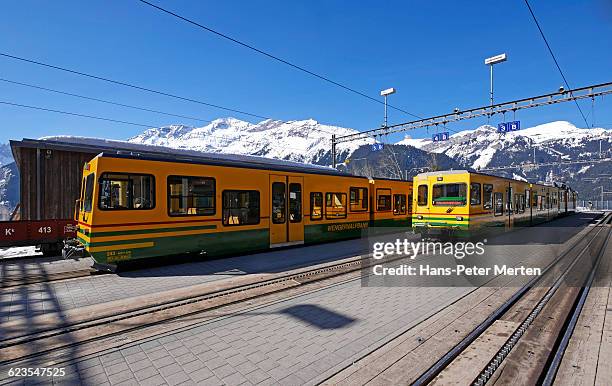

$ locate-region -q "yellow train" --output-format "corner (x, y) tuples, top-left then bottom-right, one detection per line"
(71, 151), (413, 270)
(411, 170), (577, 236)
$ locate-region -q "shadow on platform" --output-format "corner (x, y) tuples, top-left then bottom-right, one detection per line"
(279, 304), (356, 330)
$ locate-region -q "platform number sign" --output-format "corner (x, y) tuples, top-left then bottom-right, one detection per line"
(498, 120), (521, 133)
(432, 132), (449, 142)
(371, 143), (384, 151)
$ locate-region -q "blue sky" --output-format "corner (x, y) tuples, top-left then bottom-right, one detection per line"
(0, 0), (611, 144)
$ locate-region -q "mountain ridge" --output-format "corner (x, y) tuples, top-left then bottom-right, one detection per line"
(0, 119), (609, 219)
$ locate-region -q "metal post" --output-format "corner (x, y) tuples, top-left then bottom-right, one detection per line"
(490, 64), (494, 107)
(384, 95), (388, 128)
(331, 134), (336, 169)
(602, 186), (604, 210)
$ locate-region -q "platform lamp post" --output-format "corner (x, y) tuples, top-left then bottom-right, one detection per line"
(484, 53), (507, 107)
(380, 87), (396, 128)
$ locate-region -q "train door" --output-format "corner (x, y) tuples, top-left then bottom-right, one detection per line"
(415, 181), (430, 220)
(288, 176), (304, 243)
(269, 175), (304, 247)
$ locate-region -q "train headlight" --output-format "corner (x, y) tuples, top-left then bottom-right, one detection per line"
(455, 216), (463, 221)
(417, 215), (423, 220)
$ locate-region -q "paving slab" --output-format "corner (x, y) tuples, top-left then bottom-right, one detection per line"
(0, 237), (367, 327)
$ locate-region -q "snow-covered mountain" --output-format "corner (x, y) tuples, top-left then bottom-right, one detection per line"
(129, 118), (373, 165)
(399, 121), (611, 171)
(0, 119), (610, 220)
(0, 143), (14, 167)
(0, 162), (18, 220)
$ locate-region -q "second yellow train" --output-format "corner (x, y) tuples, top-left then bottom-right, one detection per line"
(411, 170), (576, 237)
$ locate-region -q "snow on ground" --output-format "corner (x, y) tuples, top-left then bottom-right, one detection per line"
(0, 246), (40, 260)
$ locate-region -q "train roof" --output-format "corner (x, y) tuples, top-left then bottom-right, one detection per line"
(11, 136), (357, 178)
(414, 169), (572, 190)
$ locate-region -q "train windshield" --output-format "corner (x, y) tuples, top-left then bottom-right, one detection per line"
(432, 183), (467, 206)
(83, 173), (95, 212)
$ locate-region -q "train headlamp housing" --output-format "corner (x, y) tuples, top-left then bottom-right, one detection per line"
(455, 216), (463, 221)
(417, 215), (423, 220)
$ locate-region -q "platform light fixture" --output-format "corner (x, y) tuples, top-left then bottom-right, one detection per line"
(484, 53), (507, 106)
(380, 87), (396, 128)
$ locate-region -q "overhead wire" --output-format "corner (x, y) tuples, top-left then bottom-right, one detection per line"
(137, 0), (466, 141)
(0, 100), (154, 128)
(0, 77), (213, 124)
(0, 99), (328, 152)
(137, 0), (423, 120)
(523, 0), (590, 128)
(0, 54), (336, 136)
(0, 52), (269, 120)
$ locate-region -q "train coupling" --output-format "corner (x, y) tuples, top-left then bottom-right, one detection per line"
(62, 238), (86, 259)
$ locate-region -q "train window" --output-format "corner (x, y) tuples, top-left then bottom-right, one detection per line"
(519, 195), (525, 213)
(272, 182), (286, 224)
(167, 176), (215, 216)
(79, 177), (85, 212)
(494, 192), (503, 216)
(349, 187), (368, 212)
(99, 173), (154, 210)
(470, 183), (481, 206)
(483, 184), (493, 210)
(325, 192), (347, 219)
(310, 192), (323, 220)
(433, 183), (467, 206)
(222, 190), (260, 226)
(393, 194), (407, 215)
(289, 183), (302, 223)
(83, 173), (95, 212)
(538, 195), (544, 211)
(407, 193), (413, 214)
(514, 194), (520, 214)
(525, 190), (530, 208)
(376, 189), (392, 211)
(417, 185), (428, 206)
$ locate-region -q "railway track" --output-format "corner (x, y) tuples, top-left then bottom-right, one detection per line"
(411, 212), (612, 385)
(0, 252), (384, 364)
(0, 268), (95, 289)
(2, 214), (606, 384)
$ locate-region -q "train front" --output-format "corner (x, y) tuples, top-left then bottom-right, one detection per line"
(411, 171), (471, 238)
(63, 158), (98, 262)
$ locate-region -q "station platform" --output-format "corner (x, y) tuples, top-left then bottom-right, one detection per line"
(0, 237), (368, 324)
(0, 212), (607, 385)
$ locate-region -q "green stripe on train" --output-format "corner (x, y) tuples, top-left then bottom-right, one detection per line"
(90, 228), (269, 264)
(86, 218), (413, 264)
(88, 224), (217, 237)
(304, 218), (411, 244)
